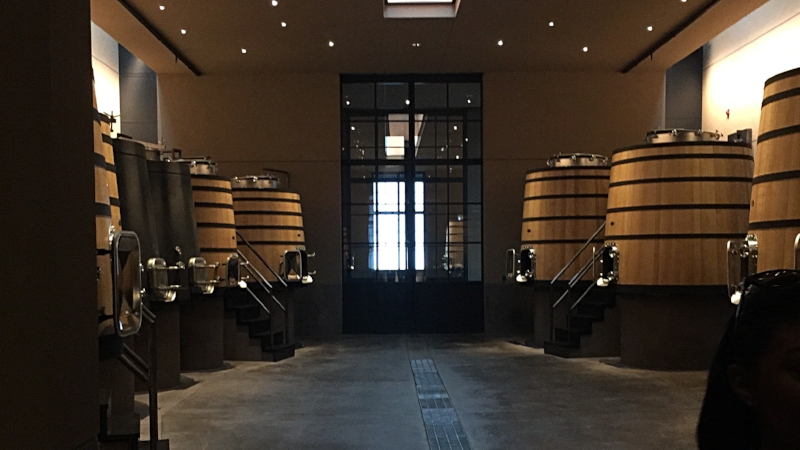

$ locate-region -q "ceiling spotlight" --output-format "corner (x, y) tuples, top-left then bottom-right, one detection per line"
(281, 22), (287, 27)
(583, 47), (589, 52)
(647, 26), (653, 31)
(271, 0), (278, 5)
(453, 126), (458, 130)
(346, 101), (351, 105)
(497, 40), (504, 46)
(549, 21), (554, 27)
(351, 126), (355, 131)
(159, 5), (165, 10)
(329, 41), (335, 47)
(681, 0), (687, 2)
(241, 48), (247, 54)
(405, 100), (410, 105)
(412, 42), (421, 47)
(467, 99), (472, 104)
(181, 29), (187, 34)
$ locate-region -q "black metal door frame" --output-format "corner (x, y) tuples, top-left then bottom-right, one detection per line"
(341, 74), (484, 334)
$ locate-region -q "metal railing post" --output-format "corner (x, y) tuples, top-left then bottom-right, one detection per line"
(547, 222), (607, 343)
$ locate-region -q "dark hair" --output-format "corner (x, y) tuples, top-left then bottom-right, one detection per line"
(696, 284), (800, 450)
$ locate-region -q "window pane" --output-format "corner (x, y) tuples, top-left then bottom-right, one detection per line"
(466, 165), (481, 203)
(343, 83), (375, 109)
(350, 120), (376, 148)
(415, 83), (447, 109)
(415, 213), (425, 270)
(466, 121), (481, 158)
(377, 82), (409, 109)
(449, 83), (481, 108)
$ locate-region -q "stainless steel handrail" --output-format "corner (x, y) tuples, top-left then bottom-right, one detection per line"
(550, 221), (606, 285)
(243, 282), (271, 315)
(552, 247), (603, 309)
(549, 221), (608, 343)
(238, 252), (286, 312)
(236, 231), (289, 289)
(115, 305), (159, 450)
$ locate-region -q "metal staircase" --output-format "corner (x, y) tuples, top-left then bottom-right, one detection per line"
(543, 222), (621, 358)
(223, 232), (295, 362)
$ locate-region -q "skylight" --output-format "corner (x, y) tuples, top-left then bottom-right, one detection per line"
(386, 0), (454, 3)
(384, 0), (461, 19)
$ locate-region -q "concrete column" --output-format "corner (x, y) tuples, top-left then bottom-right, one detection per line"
(0, 1), (98, 449)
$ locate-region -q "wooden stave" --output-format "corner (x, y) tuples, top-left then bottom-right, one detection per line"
(753, 134), (800, 177)
(233, 190), (306, 280)
(191, 176), (237, 266)
(759, 94), (800, 136)
(521, 167), (609, 280)
(747, 227), (800, 271)
(763, 67), (800, 98)
(93, 78), (113, 333)
(528, 242), (605, 282)
(94, 113), (121, 232)
(749, 68), (800, 271)
(606, 143), (754, 286)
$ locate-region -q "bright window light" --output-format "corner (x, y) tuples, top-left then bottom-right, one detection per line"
(372, 181), (424, 271)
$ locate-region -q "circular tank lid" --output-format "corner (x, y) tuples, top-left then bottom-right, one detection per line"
(173, 157), (217, 175)
(645, 129), (723, 144)
(547, 153), (609, 168)
(232, 175), (281, 189)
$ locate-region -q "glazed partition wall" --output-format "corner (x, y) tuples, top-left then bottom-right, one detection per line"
(341, 75), (484, 334)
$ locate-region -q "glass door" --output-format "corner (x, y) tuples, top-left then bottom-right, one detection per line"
(341, 75), (484, 334)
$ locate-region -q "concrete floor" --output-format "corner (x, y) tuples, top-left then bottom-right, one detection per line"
(139, 336), (708, 450)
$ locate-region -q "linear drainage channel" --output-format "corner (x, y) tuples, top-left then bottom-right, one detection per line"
(411, 359), (471, 450)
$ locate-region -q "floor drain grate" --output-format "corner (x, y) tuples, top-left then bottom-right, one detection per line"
(411, 359), (471, 450)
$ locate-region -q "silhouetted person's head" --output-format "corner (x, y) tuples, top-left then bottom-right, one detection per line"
(697, 270), (800, 450)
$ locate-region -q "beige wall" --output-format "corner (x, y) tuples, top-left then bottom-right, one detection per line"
(158, 70), (666, 335)
(91, 21), (121, 134)
(482, 72), (665, 282)
(158, 72), (341, 285)
(703, 0), (800, 140)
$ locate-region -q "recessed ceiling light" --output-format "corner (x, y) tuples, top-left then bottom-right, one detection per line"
(453, 126), (458, 130)
(159, 5), (165, 10)
(351, 126), (355, 131)
(412, 42), (421, 47)
(329, 41), (335, 47)
(681, 0), (687, 2)
(281, 22), (287, 27)
(467, 99), (472, 104)
(647, 26), (653, 31)
(181, 29), (187, 34)
(549, 21), (554, 27)
(583, 47), (589, 52)
(241, 48), (247, 54)
(271, 0), (278, 5)
(346, 101), (351, 105)
(497, 40), (504, 46)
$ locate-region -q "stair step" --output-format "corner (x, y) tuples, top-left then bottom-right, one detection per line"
(240, 317), (271, 334)
(554, 327), (584, 345)
(262, 344), (296, 362)
(543, 340), (580, 358)
(567, 317), (594, 334)
(226, 303), (259, 311)
(240, 317), (270, 325)
(138, 441), (171, 450)
(99, 414), (140, 442)
(544, 340), (579, 356)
